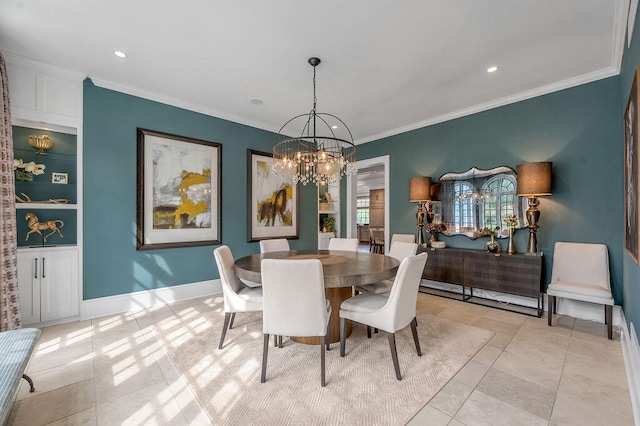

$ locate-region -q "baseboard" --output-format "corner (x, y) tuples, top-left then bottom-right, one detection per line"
(80, 279), (222, 320)
(420, 280), (623, 326)
(619, 311), (640, 426)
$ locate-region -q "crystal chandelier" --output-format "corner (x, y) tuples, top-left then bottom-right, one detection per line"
(272, 57), (356, 185)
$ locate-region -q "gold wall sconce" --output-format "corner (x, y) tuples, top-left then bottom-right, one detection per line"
(28, 135), (54, 154)
(516, 162), (552, 254)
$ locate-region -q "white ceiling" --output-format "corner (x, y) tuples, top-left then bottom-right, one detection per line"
(0, 1), (631, 144)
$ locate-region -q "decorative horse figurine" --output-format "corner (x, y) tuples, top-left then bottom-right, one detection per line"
(25, 213), (64, 242)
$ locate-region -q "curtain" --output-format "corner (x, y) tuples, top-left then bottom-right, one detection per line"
(0, 52), (21, 331)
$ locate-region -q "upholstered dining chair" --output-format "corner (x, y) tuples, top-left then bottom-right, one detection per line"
(328, 237), (359, 251)
(213, 245), (263, 349)
(260, 258), (332, 387)
(339, 252), (428, 380)
(390, 233), (416, 245)
(259, 238), (290, 253)
(356, 241), (418, 295)
(547, 241), (614, 339)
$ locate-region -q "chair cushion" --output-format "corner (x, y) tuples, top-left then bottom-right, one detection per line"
(357, 280), (392, 294)
(547, 280), (614, 305)
(340, 293), (388, 313)
(237, 286), (263, 305)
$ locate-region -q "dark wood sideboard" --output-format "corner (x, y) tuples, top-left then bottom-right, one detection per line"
(416, 246), (544, 317)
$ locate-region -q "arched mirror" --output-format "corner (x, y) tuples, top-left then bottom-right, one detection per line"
(433, 166), (528, 239)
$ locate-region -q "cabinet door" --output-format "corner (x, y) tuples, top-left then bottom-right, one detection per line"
(17, 252), (40, 325)
(40, 250), (79, 322)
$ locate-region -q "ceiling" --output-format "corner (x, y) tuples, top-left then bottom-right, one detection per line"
(0, 1), (631, 144)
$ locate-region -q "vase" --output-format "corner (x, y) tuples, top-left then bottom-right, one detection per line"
(486, 235), (500, 253)
(15, 170), (33, 182)
(428, 232), (437, 247)
(506, 227), (517, 254)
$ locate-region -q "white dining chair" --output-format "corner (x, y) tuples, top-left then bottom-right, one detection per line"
(356, 241), (418, 295)
(328, 237), (359, 251)
(259, 238), (290, 253)
(547, 242), (614, 339)
(390, 234), (416, 245)
(213, 246), (263, 349)
(339, 252), (428, 380)
(260, 258), (331, 387)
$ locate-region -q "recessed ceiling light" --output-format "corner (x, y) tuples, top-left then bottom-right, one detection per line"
(249, 98), (264, 106)
(331, 125), (338, 129)
(114, 50), (127, 58)
(487, 66), (498, 73)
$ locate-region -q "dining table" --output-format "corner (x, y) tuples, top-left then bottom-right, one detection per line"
(234, 249), (400, 344)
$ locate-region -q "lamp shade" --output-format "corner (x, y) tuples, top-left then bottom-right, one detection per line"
(409, 177), (431, 202)
(516, 162), (552, 196)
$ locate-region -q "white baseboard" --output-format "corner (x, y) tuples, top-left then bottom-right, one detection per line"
(80, 279), (222, 320)
(619, 311), (640, 426)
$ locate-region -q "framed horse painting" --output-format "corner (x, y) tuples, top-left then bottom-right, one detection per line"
(136, 129), (221, 250)
(247, 149), (299, 242)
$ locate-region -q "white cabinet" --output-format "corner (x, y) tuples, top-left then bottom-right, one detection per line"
(17, 247), (79, 325)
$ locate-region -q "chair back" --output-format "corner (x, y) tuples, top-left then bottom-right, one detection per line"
(388, 241), (418, 262)
(550, 242), (610, 290)
(328, 238), (359, 251)
(390, 234), (415, 245)
(213, 245), (245, 310)
(382, 253), (428, 331)
(261, 259), (329, 337)
(259, 238), (290, 253)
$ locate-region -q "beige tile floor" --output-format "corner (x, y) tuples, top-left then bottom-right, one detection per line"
(6, 292), (634, 425)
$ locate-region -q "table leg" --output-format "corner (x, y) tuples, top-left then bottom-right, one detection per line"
(292, 287), (353, 344)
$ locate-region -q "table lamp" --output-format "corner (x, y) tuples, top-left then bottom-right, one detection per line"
(409, 177), (431, 246)
(516, 162), (552, 254)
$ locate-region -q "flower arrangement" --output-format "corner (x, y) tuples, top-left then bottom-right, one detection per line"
(14, 159), (46, 182)
(478, 226), (500, 237)
(426, 223), (447, 233)
(503, 214), (520, 230)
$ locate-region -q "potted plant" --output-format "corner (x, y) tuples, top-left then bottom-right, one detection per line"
(323, 216), (337, 237)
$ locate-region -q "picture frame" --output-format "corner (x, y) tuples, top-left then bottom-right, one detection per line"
(625, 64), (640, 264)
(51, 172), (68, 184)
(247, 149), (298, 242)
(136, 128), (221, 250)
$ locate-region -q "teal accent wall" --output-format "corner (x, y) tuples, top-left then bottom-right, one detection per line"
(357, 77), (624, 303)
(83, 79), (317, 299)
(622, 10), (640, 329)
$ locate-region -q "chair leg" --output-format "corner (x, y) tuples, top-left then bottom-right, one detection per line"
(218, 312), (232, 349)
(340, 317), (347, 357)
(367, 326), (372, 339)
(388, 333), (402, 381)
(548, 296), (555, 327)
(410, 317), (422, 356)
(261, 334), (269, 383)
(606, 305), (613, 340)
(279, 335), (283, 348)
(326, 322), (331, 351)
(22, 374), (35, 392)
(321, 333), (326, 387)
(229, 312), (236, 329)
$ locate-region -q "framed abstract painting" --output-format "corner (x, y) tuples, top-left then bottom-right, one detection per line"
(625, 64), (640, 264)
(247, 149), (298, 242)
(136, 128), (221, 250)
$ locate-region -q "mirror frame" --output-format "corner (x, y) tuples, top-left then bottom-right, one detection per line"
(433, 166), (528, 239)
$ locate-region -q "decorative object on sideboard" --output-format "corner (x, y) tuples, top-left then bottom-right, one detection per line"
(479, 226), (501, 253)
(272, 57), (356, 186)
(15, 192), (70, 204)
(13, 159), (45, 182)
(28, 135), (54, 154)
(322, 216), (337, 237)
(409, 176), (432, 246)
(426, 222), (447, 247)
(516, 161), (552, 254)
(430, 241), (447, 249)
(24, 212), (64, 242)
(503, 214), (520, 254)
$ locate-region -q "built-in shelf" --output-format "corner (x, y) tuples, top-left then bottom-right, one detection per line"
(16, 204), (77, 210)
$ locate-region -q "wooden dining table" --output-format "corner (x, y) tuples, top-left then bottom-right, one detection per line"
(234, 249), (399, 344)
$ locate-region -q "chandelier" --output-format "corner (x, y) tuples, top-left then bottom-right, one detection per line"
(272, 57), (357, 185)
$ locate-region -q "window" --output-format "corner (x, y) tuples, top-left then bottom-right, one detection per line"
(357, 197), (370, 224)
(453, 182), (474, 230)
(482, 175), (516, 229)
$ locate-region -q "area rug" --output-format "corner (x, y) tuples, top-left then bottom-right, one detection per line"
(152, 301), (493, 425)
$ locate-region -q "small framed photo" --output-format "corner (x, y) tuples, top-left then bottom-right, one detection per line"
(51, 172), (68, 184)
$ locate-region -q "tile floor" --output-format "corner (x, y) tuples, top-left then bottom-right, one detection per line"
(6, 292), (634, 425)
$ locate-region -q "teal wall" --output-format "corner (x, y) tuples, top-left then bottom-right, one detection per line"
(622, 11), (640, 328)
(357, 77), (624, 303)
(83, 79), (318, 299)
